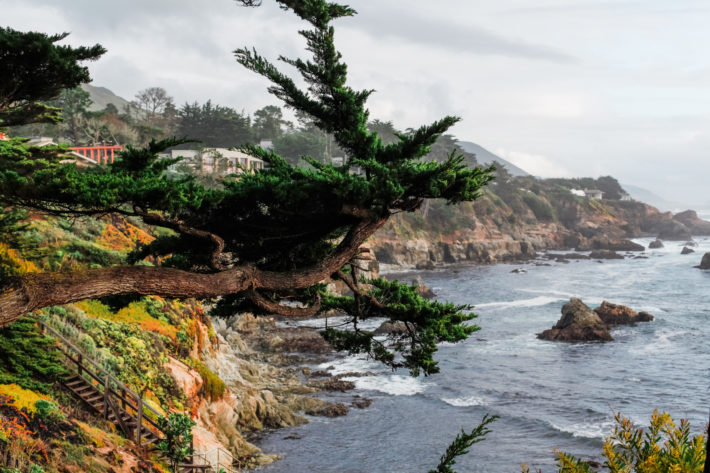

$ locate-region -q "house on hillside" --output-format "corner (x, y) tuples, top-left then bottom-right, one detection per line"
(160, 147), (264, 175)
(583, 189), (604, 200)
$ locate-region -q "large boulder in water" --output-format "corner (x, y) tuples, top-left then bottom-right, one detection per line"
(537, 298), (612, 342)
(696, 252), (710, 270)
(593, 301), (654, 325)
(681, 246), (695, 255)
(648, 239), (664, 249)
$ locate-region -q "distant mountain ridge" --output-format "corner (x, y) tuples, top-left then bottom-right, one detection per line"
(456, 140), (531, 177)
(81, 84), (132, 112)
(621, 183), (689, 213)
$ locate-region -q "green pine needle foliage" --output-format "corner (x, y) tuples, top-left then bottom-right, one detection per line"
(321, 278), (478, 376)
(428, 414), (498, 473)
(0, 317), (66, 393)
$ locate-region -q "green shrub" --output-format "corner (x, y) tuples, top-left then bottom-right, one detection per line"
(189, 360), (225, 401)
(157, 413), (196, 473)
(522, 193), (555, 221)
(527, 410), (706, 473)
(0, 317), (66, 393)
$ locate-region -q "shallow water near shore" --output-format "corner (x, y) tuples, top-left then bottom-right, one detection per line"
(255, 237), (710, 472)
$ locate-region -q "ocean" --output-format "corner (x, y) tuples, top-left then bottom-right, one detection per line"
(255, 236), (710, 472)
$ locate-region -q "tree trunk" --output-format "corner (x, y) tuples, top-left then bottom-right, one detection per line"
(0, 216), (386, 327)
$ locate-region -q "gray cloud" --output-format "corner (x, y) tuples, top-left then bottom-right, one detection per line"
(349, 5), (576, 63)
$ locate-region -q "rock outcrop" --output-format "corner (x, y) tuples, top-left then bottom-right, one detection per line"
(371, 192), (710, 269)
(696, 252), (710, 270)
(589, 250), (624, 260)
(655, 220), (692, 241)
(576, 237), (644, 252)
(593, 301), (654, 325)
(681, 246), (695, 255)
(648, 239), (664, 249)
(673, 210), (710, 235)
(163, 313), (373, 469)
(537, 298), (613, 342)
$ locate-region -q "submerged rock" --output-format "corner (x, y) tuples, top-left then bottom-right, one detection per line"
(648, 239), (664, 249)
(593, 301), (654, 325)
(589, 250), (623, 260)
(537, 298), (613, 342)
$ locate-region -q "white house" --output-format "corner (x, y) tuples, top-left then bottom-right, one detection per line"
(583, 189), (604, 200)
(162, 148), (264, 175)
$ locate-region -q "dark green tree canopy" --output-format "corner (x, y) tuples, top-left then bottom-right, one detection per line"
(0, 27), (105, 127)
(0, 0), (494, 376)
(176, 100), (253, 148)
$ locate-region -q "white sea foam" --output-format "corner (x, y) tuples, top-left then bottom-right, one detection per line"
(550, 419), (614, 439)
(316, 355), (379, 375)
(343, 374), (426, 396)
(441, 395), (486, 407)
(475, 296), (564, 309)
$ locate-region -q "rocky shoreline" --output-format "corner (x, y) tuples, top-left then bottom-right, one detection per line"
(371, 196), (710, 270)
(179, 313), (370, 469)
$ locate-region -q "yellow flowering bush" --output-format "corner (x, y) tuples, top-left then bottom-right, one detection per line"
(524, 410), (706, 473)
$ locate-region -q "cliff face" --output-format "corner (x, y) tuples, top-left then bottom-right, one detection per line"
(166, 312), (360, 469)
(371, 177), (710, 268)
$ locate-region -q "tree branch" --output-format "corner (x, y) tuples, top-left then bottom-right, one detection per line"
(135, 210), (227, 270)
(333, 269), (384, 310)
(247, 288), (321, 317)
(0, 214), (387, 328)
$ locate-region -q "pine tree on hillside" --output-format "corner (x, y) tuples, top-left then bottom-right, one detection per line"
(0, 0), (494, 376)
(0, 27), (104, 127)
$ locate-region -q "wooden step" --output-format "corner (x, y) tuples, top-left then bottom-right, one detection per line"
(84, 393), (104, 404)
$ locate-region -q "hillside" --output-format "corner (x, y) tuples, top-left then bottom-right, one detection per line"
(0, 211), (369, 471)
(82, 83), (132, 113)
(372, 172), (710, 268)
(456, 141), (531, 177)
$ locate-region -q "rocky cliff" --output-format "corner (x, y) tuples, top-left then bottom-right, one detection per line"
(371, 176), (710, 268)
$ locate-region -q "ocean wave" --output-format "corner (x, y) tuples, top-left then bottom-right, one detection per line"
(343, 374), (426, 396)
(441, 395), (486, 407)
(475, 296), (565, 309)
(549, 419), (614, 439)
(316, 355), (380, 375)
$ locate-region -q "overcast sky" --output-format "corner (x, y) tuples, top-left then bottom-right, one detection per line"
(4, 0), (710, 206)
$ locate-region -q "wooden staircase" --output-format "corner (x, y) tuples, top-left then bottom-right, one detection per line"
(62, 373), (162, 449)
(37, 319), (240, 473)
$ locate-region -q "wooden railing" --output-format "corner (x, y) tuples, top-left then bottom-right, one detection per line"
(69, 146), (123, 164)
(36, 318), (164, 445)
(38, 317), (243, 472)
(193, 447), (240, 473)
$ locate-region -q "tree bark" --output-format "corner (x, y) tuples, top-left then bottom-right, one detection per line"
(0, 216), (386, 328)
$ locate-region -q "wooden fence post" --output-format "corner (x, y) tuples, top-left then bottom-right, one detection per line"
(136, 396), (143, 446)
(103, 373), (110, 420)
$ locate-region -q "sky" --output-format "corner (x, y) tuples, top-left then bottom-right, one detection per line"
(3, 0), (710, 206)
